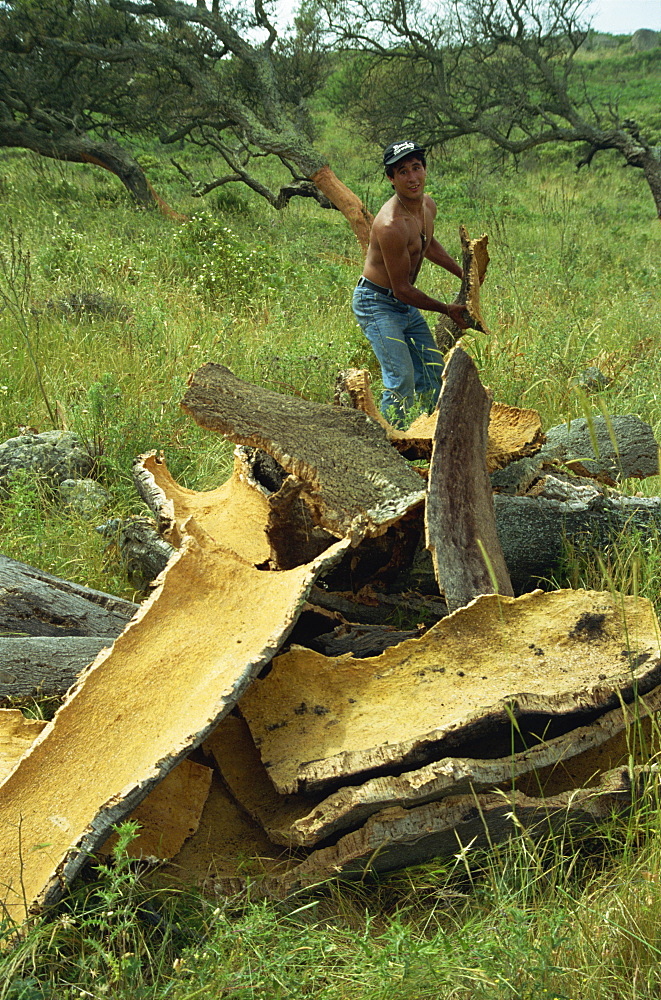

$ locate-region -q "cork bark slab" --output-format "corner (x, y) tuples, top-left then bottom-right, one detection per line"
(157, 771), (302, 895)
(426, 343), (514, 610)
(0, 525), (350, 925)
(287, 765), (641, 879)
(239, 589), (661, 795)
(203, 714), (317, 846)
(180, 363), (426, 538)
(334, 368), (543, 470)
(286, 683), (661, 845)
(0, 710), (46, 784)
(133, 450), (270, 563)
(206, 684), (661, 849)
(98, 758), (213, 861)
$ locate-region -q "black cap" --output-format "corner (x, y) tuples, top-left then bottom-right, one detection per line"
(383, 140), (426, 168)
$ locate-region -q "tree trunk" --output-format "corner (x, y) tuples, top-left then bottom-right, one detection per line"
(310, 165), (373, 252)
(641, 149), (661, 219)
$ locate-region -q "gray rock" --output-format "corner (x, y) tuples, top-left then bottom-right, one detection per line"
(540, 415), (659, 484)
(59, 478), (110, 517)
(0, 430), (94, 489)
(632, 29), (659, 52)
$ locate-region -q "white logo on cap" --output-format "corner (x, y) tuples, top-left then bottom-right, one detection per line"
(392, 141), (415, 154)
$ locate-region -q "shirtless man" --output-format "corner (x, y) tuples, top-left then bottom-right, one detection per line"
(352, 140), (469, 421)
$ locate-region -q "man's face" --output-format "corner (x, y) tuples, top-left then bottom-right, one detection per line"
(389, 156), (427, 199)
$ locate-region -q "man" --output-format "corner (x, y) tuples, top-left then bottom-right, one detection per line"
(352, 140), (469, 422)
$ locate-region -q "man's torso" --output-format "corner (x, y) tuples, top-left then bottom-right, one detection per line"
(362, 193), (435, 289)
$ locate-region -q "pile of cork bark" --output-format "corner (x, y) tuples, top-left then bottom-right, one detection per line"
(1, 231), (661, 929)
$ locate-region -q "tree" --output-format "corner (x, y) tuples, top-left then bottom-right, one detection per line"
(0, 0), (373, 246)
(320, 0), (661, 219)
(0, 0), (163, 208)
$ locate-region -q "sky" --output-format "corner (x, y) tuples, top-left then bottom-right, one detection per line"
(274, 1), (661, 36)
(584, 0), (661, 33)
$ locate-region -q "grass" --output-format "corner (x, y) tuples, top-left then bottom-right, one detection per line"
(1, 49), (661, 998)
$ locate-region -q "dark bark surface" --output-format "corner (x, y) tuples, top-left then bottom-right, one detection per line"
(495, 493), (661, 592)
(0, 637), (112, 699)
(426, 344), (513, 611)
(0, 556), (138, 639)
(0, 119), (155, 207)
(181, 364), (426, 539)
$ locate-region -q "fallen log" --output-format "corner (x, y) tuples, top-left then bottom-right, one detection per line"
(541, 415), (659, 484)
(426, 343), (513, 610)
(495, 492), (661, 592)
(0, 637), (113, 699)
(0, 555), (138, 638)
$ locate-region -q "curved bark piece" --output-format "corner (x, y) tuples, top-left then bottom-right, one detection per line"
(134, 450), (270, 563)
(98, 758), (213, 862)
(287, 685), (661, 846)
(310, 165), (373, 253)
(180, 364), (426, 539)
(0, 525), (350, 926)
(426, 344), (513, 610)
(334, 368), (544, 470)
(159, 770), (300, 893)
(434, 227), (490, 352)
(239, 588), (661, 795)
(288, 765), (643, 879)
(202, 684), (659, 849)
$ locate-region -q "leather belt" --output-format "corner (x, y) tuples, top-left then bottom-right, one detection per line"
(356, 276), (394, 296)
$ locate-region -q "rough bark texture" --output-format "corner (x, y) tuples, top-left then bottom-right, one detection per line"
(180, 364), (426, 539)
(0, 525), (350, 925)
(239, 588), (661, 795)
(541, 415), (660, 484)
(288, 765), (642, 878)
(0, 637), (113, 699)
(495, 493), (661, 593)
(0, 556), (138, 638)
(425, 344), (513, 611)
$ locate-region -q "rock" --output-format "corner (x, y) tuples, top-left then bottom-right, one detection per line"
(59, 478), (109, 517)
(631, 29), (659, 52)
(571, 366), (613, 392)
(0, 431), (94, 490)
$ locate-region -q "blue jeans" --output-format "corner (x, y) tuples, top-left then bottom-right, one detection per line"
(352, 281), (444, 422)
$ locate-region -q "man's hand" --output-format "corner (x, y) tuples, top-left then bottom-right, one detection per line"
(445, 303), (473, 329)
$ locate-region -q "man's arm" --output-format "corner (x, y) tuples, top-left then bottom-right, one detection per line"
(378, 219), (469, 328)
(424, 237), (463, 280)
